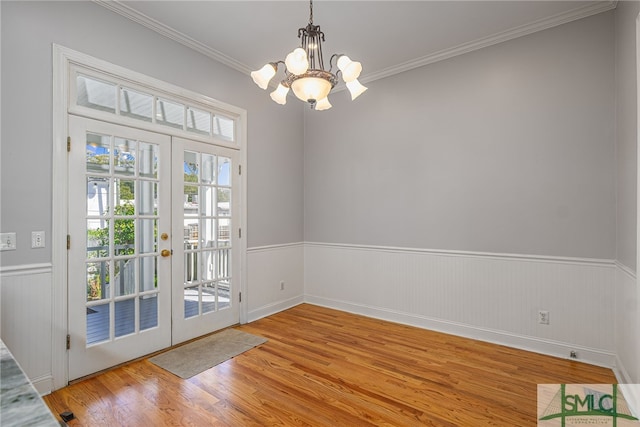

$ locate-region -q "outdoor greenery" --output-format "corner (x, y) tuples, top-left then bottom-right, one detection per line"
(86, 202), (135, 300)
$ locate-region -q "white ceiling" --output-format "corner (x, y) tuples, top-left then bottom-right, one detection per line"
(104, 1), (616, 83)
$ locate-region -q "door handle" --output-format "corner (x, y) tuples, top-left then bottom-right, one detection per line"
(161, 249), (171, 257)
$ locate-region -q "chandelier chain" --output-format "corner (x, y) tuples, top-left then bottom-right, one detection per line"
(309, 0), (313, 24)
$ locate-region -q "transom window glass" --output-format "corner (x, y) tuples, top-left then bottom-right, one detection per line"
(74, 73), (237, 144)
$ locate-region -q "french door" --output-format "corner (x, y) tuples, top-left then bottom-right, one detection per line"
(171, 138), (240, 344)
(68, 116), (239, 380)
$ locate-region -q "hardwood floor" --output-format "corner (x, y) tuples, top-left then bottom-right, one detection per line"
(44, 304), (617, 426)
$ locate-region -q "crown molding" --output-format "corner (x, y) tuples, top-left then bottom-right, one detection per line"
(93, 0), (252, 76)
(360, 0), (617, 85)
(94, 0), (616, 87)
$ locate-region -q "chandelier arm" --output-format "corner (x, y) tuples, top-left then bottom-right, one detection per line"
(328, 54), (341, 73)
(317, 31), (324, 71)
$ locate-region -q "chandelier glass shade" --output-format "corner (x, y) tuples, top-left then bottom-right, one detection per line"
(250, 0), (367, 110)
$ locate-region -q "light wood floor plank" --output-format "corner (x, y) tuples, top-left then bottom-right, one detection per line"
(44, 304), (617, 426)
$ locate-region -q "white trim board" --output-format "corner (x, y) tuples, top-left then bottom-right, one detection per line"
(362, 1), (617, 85)
(247, 296), (305, 324)
(0, 263), (52, 276)
(247, 242), (304, 253)
(304, 242), (617, 368)
(305, 241), (615, 267)
(52, 44), (249, 389)
(304, 295), (616, 369)
(93, 0), (616, 89)
(247, 242), (305, 323)
(93, 0), (251, 76)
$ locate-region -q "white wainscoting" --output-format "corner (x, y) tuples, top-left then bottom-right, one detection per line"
(246, 243), (304, 322)
(0, 264), (53, 395)
(304, 242), (616, 367)
(615, 262), (639, 386)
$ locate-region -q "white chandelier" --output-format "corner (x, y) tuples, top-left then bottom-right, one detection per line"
(251, 0), (367, 111)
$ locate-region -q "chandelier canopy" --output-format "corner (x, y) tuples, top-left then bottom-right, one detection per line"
(251, 0), (367, 111)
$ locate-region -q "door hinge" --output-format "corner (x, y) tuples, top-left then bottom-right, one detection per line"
(67, 136), (71, 152)
(239, 164), (241, 175)
(239, 292), (242, 303)
(66, 334), (71, 350)
(238, 228), (242, 239)
(66, 235), (71, 250)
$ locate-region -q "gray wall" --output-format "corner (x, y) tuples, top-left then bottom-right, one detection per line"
(304, 12), (616, 260)
(0, 1), (304, 268)
(615, 1), (639, 272)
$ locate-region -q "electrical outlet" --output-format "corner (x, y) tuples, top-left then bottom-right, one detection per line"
(280, 281), (285, 291)
(31, 231), (45, 248)
(0, 232), (17, 251)
(538, 310), (550, 325)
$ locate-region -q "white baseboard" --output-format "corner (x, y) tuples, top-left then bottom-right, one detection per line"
(305, 295), (616, 368)
(31, 375), (54, 396)
(618, 383), (640, 420)
(615, 362), (640, 420)
(247, 296), (304, 323)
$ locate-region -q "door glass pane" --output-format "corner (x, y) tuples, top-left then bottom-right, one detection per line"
(86, 303), (110, 345)
(201, 251), (216, 282)
(217, 188), (230, 216)
(115, 299), (135, 338)
(115, 179), (135, 207)
(86, 134), (111, 174)
(87, 219), (109, 259)
(114, 258), (136, 296)
(184, 151), (199, 181)
(139, 219), (157, 254)
(120, 88), (152, 122)
(139, 181), (158, 215)
(201, 218), (216, 248)
(140, 294), (158, 331)
(86, 261), (109, 301)
(87, 177), (110, 216)
(201, 154), (215, 184)
(114, 139), (137, 176)
(114, 219), (135, 256)
(201, 186), (216, 217)
(217, 157), (231, 186)
(218, 219), (231, 248)
(184, 286), (199, 318)
(184, 184), (198, 208)
(139, 142), (159, 178)
(139, 256), (157, 292)
(156, 98), (184, 129)
(77, 75), (116, 113)
(217, 279), (231, 310)
(202, 283), (215, 313)
(184, 249), (198, 283)
(218, 249), (230, 279)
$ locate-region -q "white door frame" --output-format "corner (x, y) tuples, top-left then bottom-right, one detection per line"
(52, 45), (248, 390)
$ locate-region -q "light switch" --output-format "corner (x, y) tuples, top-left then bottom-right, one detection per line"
(0, 233), (17, 251)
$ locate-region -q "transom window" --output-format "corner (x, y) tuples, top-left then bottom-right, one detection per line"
(71, 67), (237, 145)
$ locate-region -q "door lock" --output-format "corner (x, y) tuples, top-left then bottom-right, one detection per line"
(160, 233), (169, 241)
